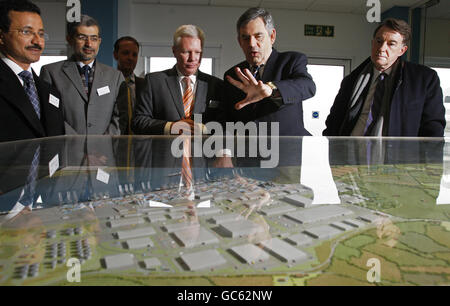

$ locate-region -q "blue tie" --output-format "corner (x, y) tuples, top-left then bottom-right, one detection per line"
(19, 71), (41, 119)
(251, 65), (262, 80)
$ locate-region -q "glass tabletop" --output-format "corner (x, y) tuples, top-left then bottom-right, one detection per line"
(0, 136), (449, 286)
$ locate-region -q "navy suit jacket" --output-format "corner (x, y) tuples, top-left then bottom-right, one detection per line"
(0, 60), (64, 142)
(323, 58), (445, 137)
(223, 49), (316, 136)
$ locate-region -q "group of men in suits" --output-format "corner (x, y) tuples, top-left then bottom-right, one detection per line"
(0, 1), (446, 144)
(131, 8), (317, 137)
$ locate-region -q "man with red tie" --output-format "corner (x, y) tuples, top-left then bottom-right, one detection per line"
(132, 24), (224, 135)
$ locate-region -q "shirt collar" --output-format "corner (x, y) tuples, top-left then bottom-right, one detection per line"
(78, 60), (95, 70)
(126, 73), (135, 84)
(373, 65), (393, 77)
(175, 66), (197, 85)
(0, 51), (33, 75)
(247, 48), (273, 70)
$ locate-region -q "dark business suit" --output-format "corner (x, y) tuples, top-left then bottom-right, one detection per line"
(323, 58), (445, 137)
(117, 75), (145, 135)
(132, 66), (224, 135)
(223, 49), (316, 136)
(0, 60), (64, 143)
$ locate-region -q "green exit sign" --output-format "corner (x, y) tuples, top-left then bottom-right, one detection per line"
(305, 25), (334, 37)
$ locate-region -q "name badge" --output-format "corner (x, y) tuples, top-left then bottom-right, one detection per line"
(97, 86), (110, 96)
(49, 154), (59, 177)
(49, 94), (60, 108)
(96, 168), (110, 184)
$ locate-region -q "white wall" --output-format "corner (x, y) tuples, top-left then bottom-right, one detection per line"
(129, 4), (377, 77)
(33, 1), (450, 74)
(35, 1), (67, 54)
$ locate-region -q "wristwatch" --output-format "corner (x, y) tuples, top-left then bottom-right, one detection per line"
(266, 82), (279, 98)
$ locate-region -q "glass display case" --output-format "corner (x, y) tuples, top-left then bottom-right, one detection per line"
(0, 136), (449, 286)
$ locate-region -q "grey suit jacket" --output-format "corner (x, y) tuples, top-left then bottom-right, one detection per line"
(40, 57), (124, 135)
(132, 66), (224, 135)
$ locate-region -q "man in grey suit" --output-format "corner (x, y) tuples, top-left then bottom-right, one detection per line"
(40, 15), (123, 135)
(132, 24), (224, 135)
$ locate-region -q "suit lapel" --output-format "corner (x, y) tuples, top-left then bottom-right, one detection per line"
(0, 62), (45, 136)
(261, 48), (278, 83)
(193, 73), (207, 114)
(166, 68), (185, 118)
(89, 62), (103, 103)
(62, 60), (88, 102)
(34, 70), (52, 135)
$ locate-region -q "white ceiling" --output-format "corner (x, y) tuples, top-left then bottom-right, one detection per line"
(131, 0), (450, 19)
(35, 0), (450, 19)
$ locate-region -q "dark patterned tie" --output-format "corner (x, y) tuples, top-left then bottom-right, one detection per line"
(364, 73), (386, 136)
(18, 71), (40, 119)
(81, 65), (91, 95)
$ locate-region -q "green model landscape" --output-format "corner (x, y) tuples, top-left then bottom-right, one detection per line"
(0, 163), (449, 286)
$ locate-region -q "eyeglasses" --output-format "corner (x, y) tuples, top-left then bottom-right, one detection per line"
(75, 34), (100, 42)
(10, 29), (49, 41)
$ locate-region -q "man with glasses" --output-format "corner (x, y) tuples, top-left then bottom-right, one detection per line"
(40, 15), (123, 135)
(0, 0), (64, 142)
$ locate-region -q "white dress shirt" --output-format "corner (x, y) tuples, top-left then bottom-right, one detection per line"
(0, 52), (34, 86)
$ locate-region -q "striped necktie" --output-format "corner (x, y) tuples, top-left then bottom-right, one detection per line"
(126, 76), (134, 135)
(182, 77), (194, 119)
(180, 137), (194, 198)
(19, 71), (41, 119)
(125, 77), (134, 180)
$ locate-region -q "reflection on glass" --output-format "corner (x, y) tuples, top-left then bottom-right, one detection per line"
(0, 136), (449, 286)
(437, 139), (450, 205)
(301, 137), (340, 205)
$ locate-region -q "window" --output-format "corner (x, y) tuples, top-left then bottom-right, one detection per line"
(431, 67), (450, 136)
(303, 58), (350, 136)
(432, 68), (450, 103)
(31, 56), (67, 76)
(140, 43), (221, 77)
(149, 57), (213, 75)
